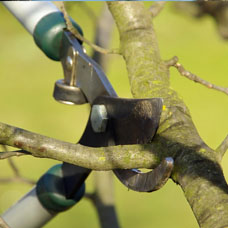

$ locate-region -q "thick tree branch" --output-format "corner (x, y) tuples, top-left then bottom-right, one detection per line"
(108, 2), (228, 228)
(0, 121), (162, 170)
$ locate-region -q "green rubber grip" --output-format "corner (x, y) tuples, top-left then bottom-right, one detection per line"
(36, 164), (85, 212)
(33, 12), (83, 61)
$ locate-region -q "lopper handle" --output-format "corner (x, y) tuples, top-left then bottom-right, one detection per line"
(3, 1), (82, 61)
(2, 164), (85, 228)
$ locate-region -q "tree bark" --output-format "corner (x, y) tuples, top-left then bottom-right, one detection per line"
(0, 121), (162, 170)
(107, 2), (228, 228)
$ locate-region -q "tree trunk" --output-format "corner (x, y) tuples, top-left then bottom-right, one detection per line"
(108, 2), (228, 228)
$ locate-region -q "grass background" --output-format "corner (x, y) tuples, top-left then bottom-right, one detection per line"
(0, 2), (228, 228)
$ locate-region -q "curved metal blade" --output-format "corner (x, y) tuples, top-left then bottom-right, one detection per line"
(78, 96), (173, 192)
(60, 31), (172, 193)
(114, 157), (174, 192)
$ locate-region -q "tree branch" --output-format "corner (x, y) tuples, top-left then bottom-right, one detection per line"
(0, 121), (162, 170)
(55, 2), (119, 55)
(107, 2), (228, 228)
(0, 146), (35, 185)
(167, 56), (228, 96)
(149, 2), (166, 17)
(86, 171), (120, 228)
(92, 3), (114, 73)
(8, 157), (20, 176)
(0, 150), (29, 159)
(0, 176), (35, 185)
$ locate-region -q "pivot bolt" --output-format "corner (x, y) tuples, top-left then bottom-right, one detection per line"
(90, 105), (108, 133)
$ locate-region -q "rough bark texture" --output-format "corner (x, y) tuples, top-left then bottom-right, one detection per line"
(107, 2), (228, 228)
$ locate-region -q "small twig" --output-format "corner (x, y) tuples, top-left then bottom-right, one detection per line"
(149, 2), (166, 17)
(0, 176), (35, 185)
(166, 56), (228, 96)
(0, 146), (35, 185)
(55, 2), (119, 55)
(84, 192), (96, 202)
(8, 157), (20, 176)
(0, 150), (30, 159)
(164, 56), (179, 67)
(0, 217), (10, 228)
(217, 135), (228, 160)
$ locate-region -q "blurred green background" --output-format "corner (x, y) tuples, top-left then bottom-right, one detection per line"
(0, 2), (228, 228)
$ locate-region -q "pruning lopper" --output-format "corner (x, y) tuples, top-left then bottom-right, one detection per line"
(56, 29), (174, 197)
(2, 2), (174, 228)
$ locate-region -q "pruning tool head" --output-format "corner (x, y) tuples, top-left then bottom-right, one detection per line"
(54, 30), (173, 196)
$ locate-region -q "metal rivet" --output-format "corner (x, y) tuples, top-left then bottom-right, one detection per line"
(90, 105), (108, 133)
(66, 56), (73, 71)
